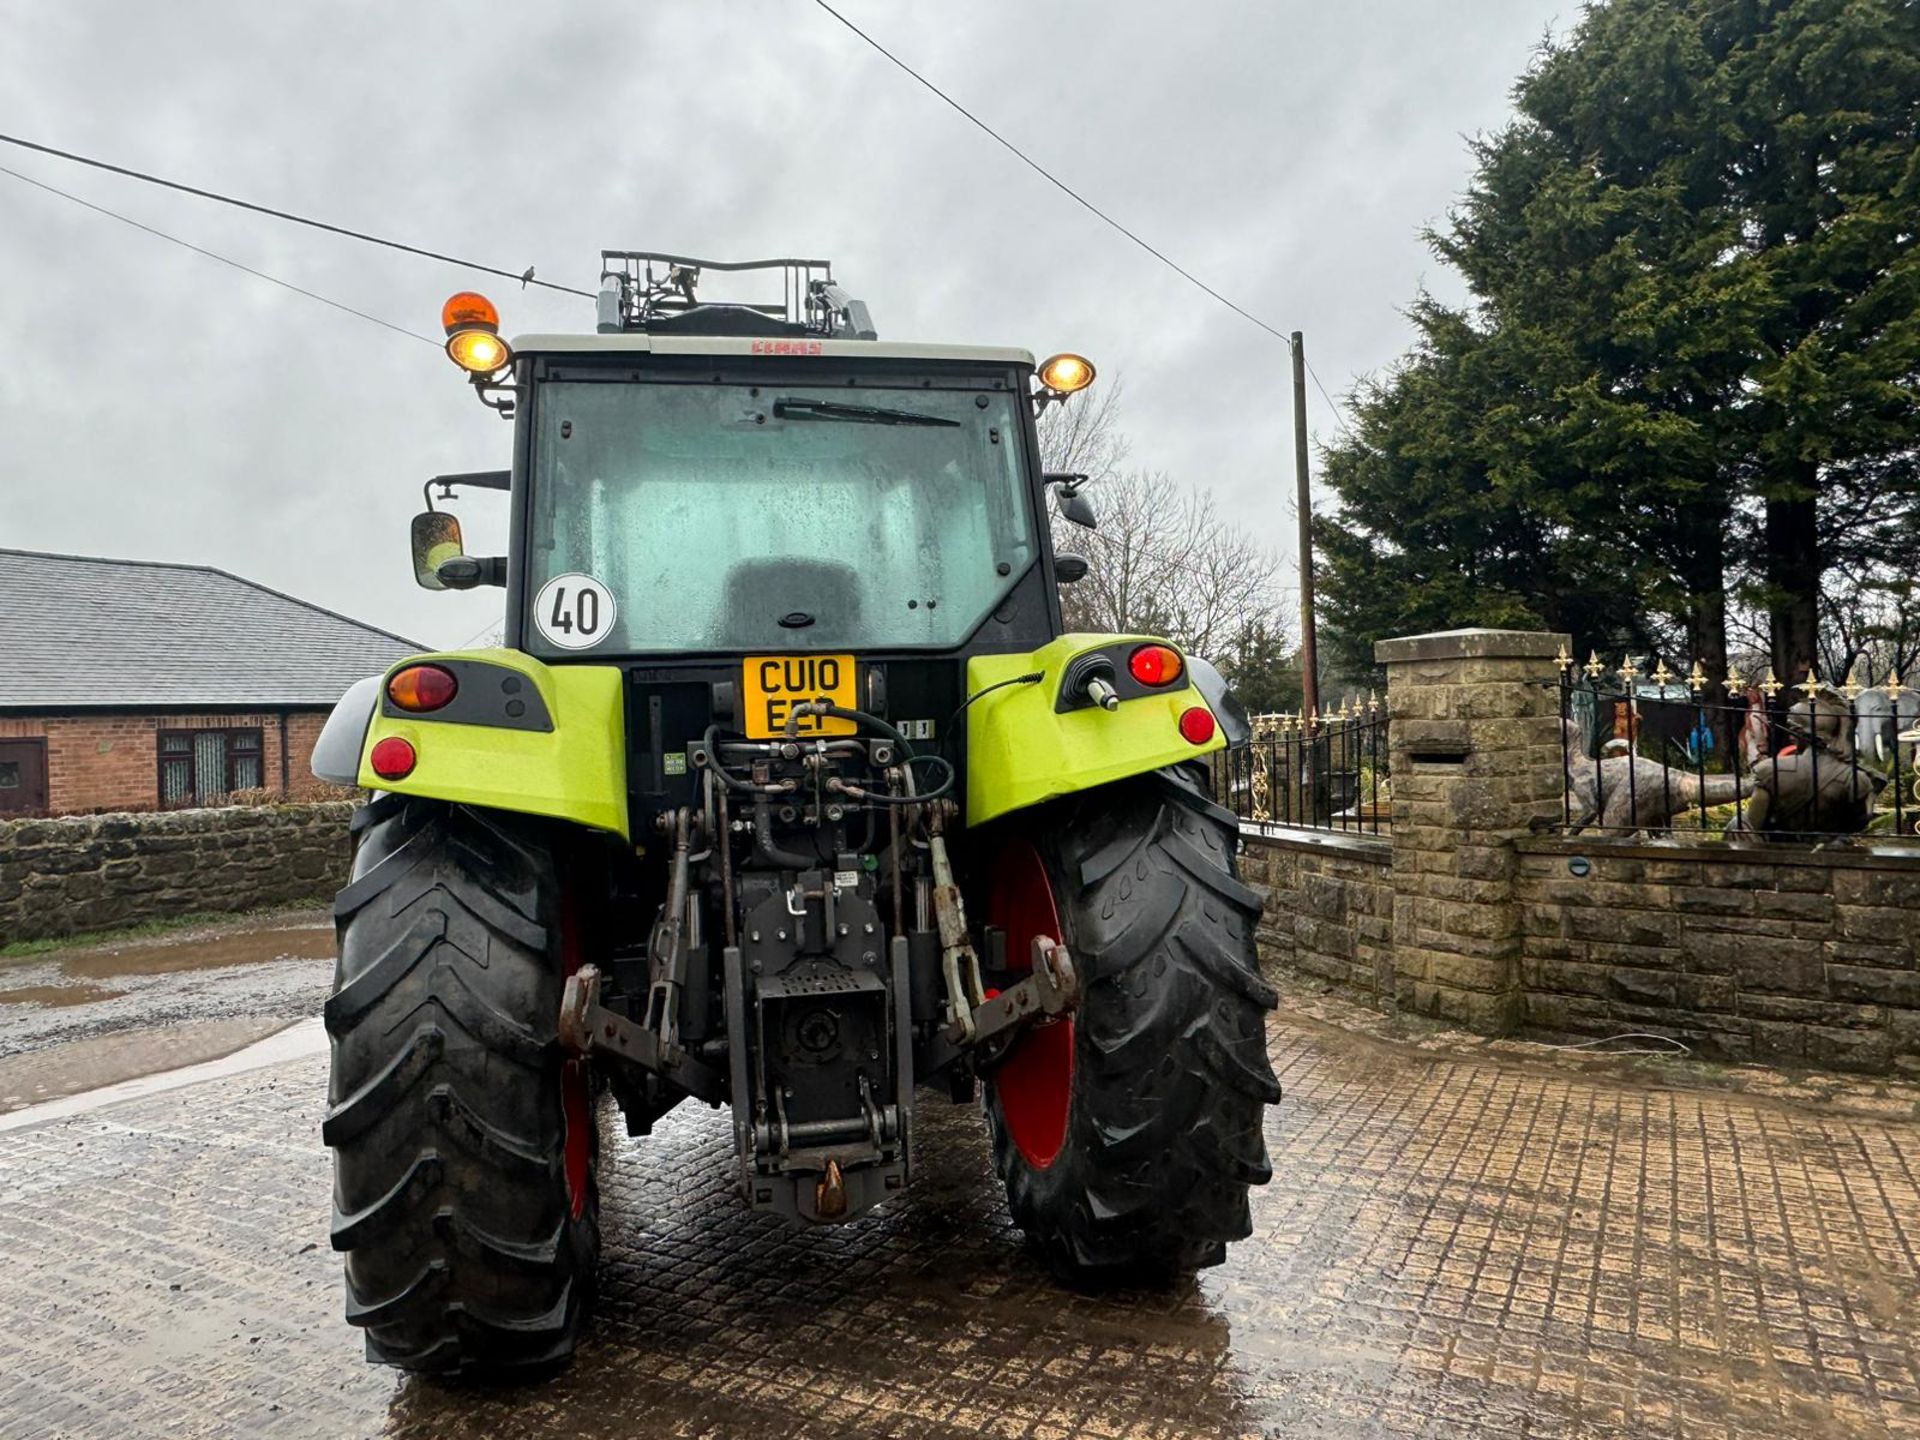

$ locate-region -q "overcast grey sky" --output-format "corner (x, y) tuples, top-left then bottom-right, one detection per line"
(0, 1), (1558, 649)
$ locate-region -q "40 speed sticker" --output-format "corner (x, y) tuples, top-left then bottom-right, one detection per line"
(533, 573), (617, 650)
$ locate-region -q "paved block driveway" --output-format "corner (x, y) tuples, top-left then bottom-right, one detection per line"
(1, 1009), (1915, 1439)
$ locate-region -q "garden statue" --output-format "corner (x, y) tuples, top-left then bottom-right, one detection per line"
(1564, 721), (1747, 833)
(1853, 685), (1919, 769)
(1726, 684), (1881, 839)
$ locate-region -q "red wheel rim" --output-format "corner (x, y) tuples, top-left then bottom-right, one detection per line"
(987, 838), (1074, 1169)
(559, 893), (591, 1221)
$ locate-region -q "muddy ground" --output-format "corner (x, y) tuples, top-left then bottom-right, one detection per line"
(0, 916), (1916, 1439)
(0, 911), (333, 1112)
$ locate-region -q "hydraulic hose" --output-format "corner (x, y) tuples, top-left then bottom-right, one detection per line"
(783, 700), (956, 802)
(702, 724), (797, 796)
(782, 700), (915, 757)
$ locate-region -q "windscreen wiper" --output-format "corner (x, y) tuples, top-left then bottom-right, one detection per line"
(772, 398), (959, 427)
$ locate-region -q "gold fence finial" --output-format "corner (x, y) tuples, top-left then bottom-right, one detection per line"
(1889, 670), (1907, 701)
(1652, 659), (1674, 688)
(1555, 642), (1572, 673)
(1797, 665), (1823, 700)
(1688, 660), (1708, 693)
(1724, 662), (1744, 693)
(1760, 668), (1783, 699)
(1584, 650), (1606, 680)
(1842, 668), (1864, 702)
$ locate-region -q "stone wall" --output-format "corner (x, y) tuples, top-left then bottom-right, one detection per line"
(1240, 626), (1920, 1076)
(1240, 829), (1393, 998)
(1516, 839), (1920, 1075)
(0, 802), (355, 945)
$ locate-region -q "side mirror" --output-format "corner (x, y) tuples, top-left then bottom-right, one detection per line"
(410, 511), (465, 592)
(1044, 471), (1098, 529)
(1055, 552), (1090, 583)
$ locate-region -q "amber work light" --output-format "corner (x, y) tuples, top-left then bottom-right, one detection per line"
(442, 291), (512, 375)
(1037, 353), (1096, 395)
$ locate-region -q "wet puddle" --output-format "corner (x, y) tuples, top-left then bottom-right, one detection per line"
(53, 921), (335, 981)
(0, 1016), (327, 1131)
(0, 982), (126, 1008)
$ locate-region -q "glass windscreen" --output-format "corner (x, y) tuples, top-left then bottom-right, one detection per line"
(525, 378), (1037, 653)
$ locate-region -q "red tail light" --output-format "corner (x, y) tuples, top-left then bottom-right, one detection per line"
(1128, 643), (1184, 687)
(1178, 706), (1216, 745)
(387, 664), (458, 712)
(369, 736), (417, 780)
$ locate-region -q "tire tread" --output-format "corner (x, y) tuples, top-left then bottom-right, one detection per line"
(987, 766), (1281, 1279)
(325, 798), (596, 1375)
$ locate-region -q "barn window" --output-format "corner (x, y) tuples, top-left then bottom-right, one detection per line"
(158, 728), (264, 807)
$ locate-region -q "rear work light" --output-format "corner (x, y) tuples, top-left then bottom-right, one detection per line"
(1178, 706), (1216, 745)
(369, 736), (417, 781)
(1128, 643), (1184, 687)
(387, 664), (458, 712)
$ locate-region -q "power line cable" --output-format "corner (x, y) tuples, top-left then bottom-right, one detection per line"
(0, 130), (593, 299)
(1303, 357), (1354, 435)
(0, 162), (439, 346)
(809, 0), (1297, 349)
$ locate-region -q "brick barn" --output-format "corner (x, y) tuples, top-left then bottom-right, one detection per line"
(0, 549), (420, 817)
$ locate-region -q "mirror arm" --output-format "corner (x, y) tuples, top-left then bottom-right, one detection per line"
(473, 377), (523, 419)
(437, 556), (508, 591)
(427, 470), (511, 504)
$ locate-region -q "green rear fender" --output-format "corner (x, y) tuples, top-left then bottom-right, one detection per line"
(356, 650), (629, 840)
(964, 634), (1225, 827)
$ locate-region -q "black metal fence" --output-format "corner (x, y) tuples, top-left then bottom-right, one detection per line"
(1213, 701), (1390, 836)
(1558, 652), (1917, 842)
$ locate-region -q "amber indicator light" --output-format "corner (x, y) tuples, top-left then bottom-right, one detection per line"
(1128, 644), (1184, 687)
(387, 664), (458, 713)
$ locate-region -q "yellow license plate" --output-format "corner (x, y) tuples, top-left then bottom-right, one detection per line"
(742, 655), (859, 738)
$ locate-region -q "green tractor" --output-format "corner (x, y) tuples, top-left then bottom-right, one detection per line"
(312, 253), (1281, 1374)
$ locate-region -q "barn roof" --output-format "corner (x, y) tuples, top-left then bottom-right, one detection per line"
(0, 549), (421, 709)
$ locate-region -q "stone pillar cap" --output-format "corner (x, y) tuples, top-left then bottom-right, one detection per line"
(1374, 628), (1570, 663)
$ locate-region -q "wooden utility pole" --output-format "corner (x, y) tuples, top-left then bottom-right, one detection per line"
(1291, 331), (1320, 723)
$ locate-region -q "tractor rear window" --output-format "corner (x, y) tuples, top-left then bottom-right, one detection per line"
(525, 378), (1038, 653)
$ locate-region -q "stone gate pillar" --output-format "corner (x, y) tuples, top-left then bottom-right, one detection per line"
(1375, 628), (1569, 1032)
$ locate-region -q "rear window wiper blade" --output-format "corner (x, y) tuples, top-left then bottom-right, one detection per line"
(772, 398), (959, 427)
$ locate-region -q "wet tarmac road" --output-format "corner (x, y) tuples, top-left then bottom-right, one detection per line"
(1, 935), (1918, 1437)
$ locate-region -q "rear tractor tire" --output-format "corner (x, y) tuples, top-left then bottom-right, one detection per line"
(984, 767), (1280, 1279)
(323, 795), (599, 1375)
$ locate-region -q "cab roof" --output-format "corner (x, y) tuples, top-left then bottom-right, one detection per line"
(510, 333), (1035, 366)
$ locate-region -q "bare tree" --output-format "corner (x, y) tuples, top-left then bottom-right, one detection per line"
(1037, 379), (1130, 484)
(1058, 468), (1288, 658)
(1037, 383), (1289, 665)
